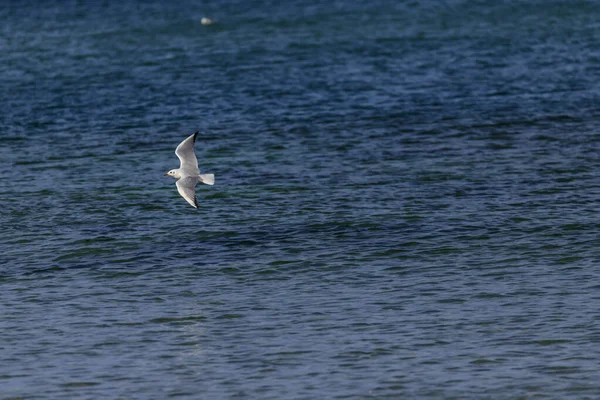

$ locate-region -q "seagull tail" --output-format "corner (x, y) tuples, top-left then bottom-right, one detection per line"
(199, 174), (215, 185)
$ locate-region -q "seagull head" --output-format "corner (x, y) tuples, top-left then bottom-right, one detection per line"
(164, 169), (181, 179)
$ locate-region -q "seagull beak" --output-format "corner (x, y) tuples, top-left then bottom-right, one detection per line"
(164, 173), (169, 176)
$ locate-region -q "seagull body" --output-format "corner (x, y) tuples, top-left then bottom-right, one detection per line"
(164, 131), (214, 208)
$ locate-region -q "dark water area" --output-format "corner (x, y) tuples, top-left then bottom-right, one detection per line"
(2, 1), (600, 398)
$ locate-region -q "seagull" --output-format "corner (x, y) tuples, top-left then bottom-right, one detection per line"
(164, 131), (215, 208)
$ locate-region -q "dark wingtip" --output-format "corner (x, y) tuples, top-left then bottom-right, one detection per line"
(192, 131), (199, 143)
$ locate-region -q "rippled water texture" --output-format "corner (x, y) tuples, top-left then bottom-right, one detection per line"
(2, 0), (600, 398)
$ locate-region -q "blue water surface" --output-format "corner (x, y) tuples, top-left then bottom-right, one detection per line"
(2, 0), (600, 398)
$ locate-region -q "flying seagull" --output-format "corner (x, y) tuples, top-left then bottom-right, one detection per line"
(164, 131), (215, 208)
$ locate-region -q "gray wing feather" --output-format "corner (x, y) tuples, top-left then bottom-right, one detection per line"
(176, 177), (199, 208)
(175, 131), (200, 175)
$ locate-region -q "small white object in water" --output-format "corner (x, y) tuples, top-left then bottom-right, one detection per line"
(164, 131), (215, 209)
(201, 17), (215, 25)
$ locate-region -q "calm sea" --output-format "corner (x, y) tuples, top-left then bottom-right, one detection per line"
(2, 0), (600, 398)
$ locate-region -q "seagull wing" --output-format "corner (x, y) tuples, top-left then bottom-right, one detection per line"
(176, 177), (199, 208)
(175, 131), (200, 175)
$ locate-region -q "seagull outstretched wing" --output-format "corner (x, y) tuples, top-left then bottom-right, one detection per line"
(176, 177), (199, 208)
(175, 131), (200, 175)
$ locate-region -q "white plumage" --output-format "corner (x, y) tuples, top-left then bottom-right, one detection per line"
(164, 131), (215, 208)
